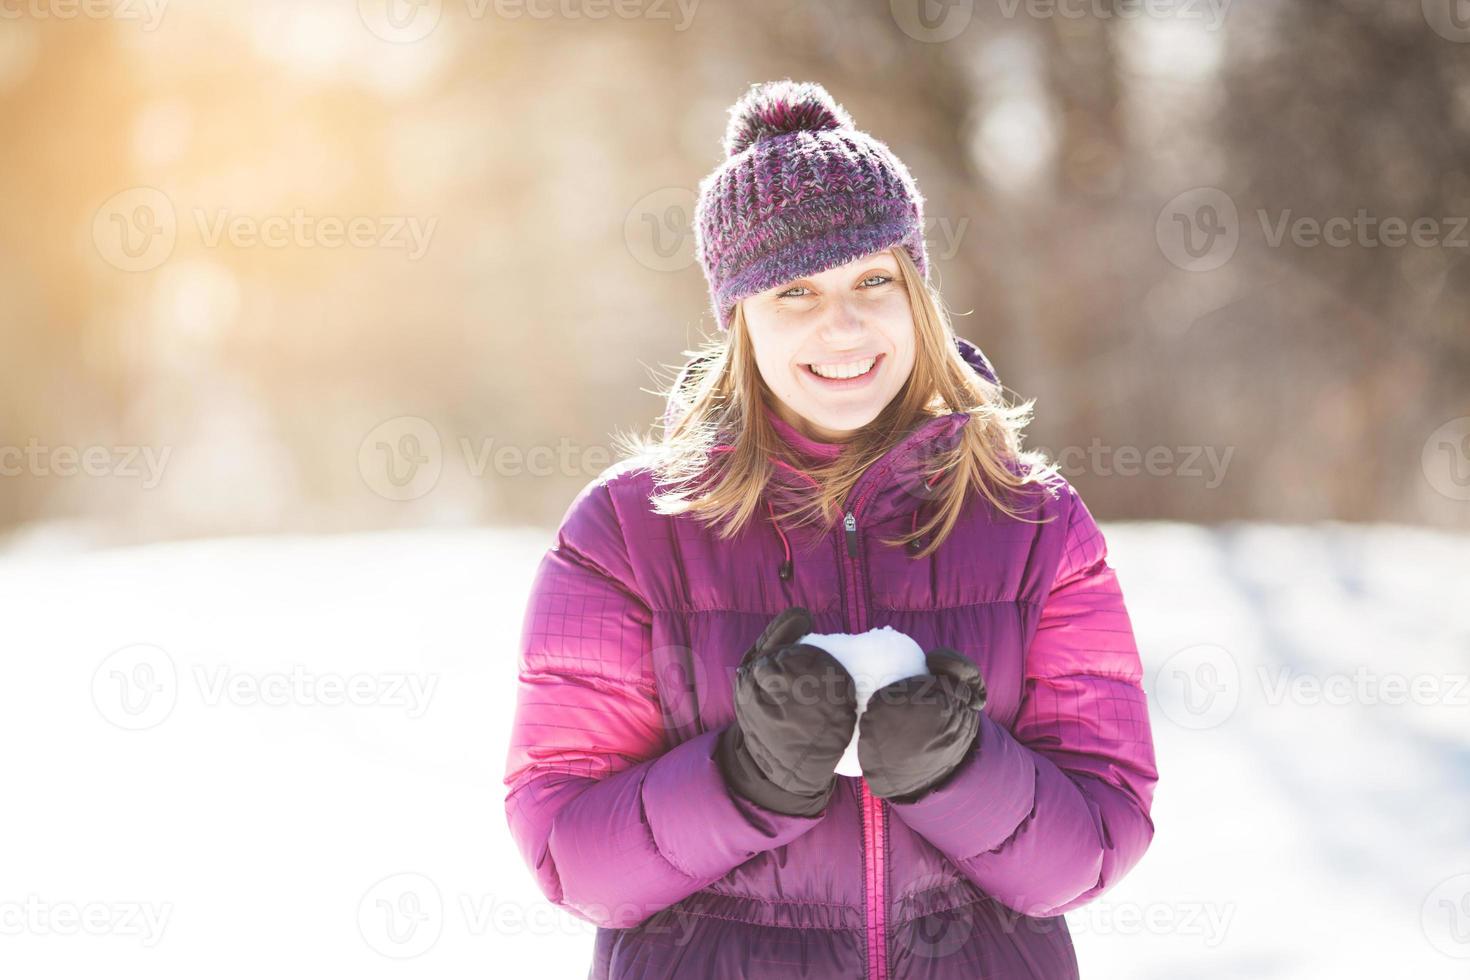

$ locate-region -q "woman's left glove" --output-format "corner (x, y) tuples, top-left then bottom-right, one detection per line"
(856, 647), (988, 803)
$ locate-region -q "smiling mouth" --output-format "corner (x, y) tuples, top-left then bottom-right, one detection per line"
(802, 353), (882, 381)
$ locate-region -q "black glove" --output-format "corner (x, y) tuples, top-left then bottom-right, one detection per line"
(856, 648), (987, 803)
(715, 607), (858, 817)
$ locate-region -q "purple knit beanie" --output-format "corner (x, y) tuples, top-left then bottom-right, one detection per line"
(693, 79), (930, 332)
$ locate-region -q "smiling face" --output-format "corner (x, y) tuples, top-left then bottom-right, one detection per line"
(739, 248), (917, 443)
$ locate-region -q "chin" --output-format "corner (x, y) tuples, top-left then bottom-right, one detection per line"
(803, 403), (881, 434)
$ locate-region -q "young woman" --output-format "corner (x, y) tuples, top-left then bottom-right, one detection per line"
(504, 79), (1159, 979)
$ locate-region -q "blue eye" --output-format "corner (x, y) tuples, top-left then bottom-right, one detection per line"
(778, 275), (895, 299)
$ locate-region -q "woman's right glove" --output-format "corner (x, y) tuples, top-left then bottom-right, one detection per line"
(715, 606), (858, 817)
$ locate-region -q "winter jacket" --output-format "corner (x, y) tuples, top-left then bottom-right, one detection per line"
(503, 336), (1159, 979)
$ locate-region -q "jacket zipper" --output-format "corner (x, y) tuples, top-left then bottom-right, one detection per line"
(842, 505), (887, 980)
(721, 420), (951, 980)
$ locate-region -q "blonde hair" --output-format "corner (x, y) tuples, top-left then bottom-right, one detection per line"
(611, 246), (1060, 559)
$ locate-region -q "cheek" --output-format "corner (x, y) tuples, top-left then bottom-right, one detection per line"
(878, 318), (916, 367)
(751, 339), (803, 389)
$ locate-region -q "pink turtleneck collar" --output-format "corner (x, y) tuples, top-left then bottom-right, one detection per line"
(763, 401), (846, 463)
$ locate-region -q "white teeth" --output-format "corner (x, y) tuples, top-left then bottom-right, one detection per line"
(809, 356), (876, 380)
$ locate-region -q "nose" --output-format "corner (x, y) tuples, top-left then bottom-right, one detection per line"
(815, 295), (866, 345)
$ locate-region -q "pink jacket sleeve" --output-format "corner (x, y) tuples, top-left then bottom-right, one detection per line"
(503, 477), (829, 929)
(885, 483), (1159, 917)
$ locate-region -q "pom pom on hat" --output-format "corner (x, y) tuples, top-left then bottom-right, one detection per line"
(721, 79), (855, 158)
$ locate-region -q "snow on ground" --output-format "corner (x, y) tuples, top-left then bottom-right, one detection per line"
(1, 520), (1466, 978)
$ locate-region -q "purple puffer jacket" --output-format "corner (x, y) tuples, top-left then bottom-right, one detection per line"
(504, 337), (1159, 979)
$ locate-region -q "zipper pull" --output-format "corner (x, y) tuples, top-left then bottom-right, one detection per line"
(843, 511), (858, 557)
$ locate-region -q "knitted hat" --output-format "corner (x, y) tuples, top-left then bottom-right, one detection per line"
(692, 79), (929, 332)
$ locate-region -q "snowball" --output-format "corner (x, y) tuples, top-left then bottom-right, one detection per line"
(797, 626), (928, 777)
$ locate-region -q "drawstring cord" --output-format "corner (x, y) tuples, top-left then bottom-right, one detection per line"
(766, 498), (793, 581)
(767, 468), (945, 581)
(905, 469), (945, 556)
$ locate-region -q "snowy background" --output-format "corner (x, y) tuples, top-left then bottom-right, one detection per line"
(6, 2), (1470, 976)
(5, 518), (1468, 978)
